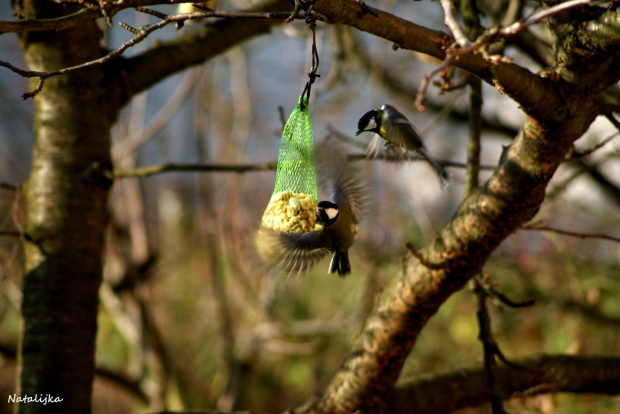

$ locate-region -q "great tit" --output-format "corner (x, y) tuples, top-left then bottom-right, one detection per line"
(257, 151), (368, 277)
(356, 104), (450, 188)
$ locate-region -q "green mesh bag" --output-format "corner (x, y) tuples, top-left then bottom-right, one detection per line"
(261, 97), (318, 234)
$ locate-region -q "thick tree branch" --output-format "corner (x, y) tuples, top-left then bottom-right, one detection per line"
(118, 0), (293, 101)
(312, 0), (618, 124)
(386, 354), (620, 413)
(0, 0), (211, 34)
(0, 5), (98, 34)
(2, 1), (296, 99)
(546, 5), (620, 91)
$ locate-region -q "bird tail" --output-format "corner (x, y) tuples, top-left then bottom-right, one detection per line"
(420, 147), (450, 189)
(328, 251), (351, 277)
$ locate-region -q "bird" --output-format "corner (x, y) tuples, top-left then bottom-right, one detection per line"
(356, 104), (450, 188)
(256, 149), (368, 277)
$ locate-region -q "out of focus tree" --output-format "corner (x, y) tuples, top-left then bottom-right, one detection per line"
(0, 1), (619, 414)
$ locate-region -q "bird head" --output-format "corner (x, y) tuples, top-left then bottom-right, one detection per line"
(316, 201), (339, 226)
(356, 109), (381, 136)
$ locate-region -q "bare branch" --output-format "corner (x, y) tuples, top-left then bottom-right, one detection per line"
(0, 6), (99, 34)
(0, 0), (294, 34)
(473, 277), (507, 414)
(388, 354), (620, 413)
(515, 0), (604, 33)
(0, 182), (21, 191)
(111, 162), (278, 178)
(521, 222), (620, 243)
(2, 6), (298, 99)
(119, 0), (293, 101)
(605, 112), (620, 132)
(112, 152), (498, 179)
(413, 0), (605, 108)
(439, 0), (471, 47)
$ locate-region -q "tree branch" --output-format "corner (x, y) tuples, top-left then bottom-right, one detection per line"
(0, 0), (258, 34)
(577, 158), (620, 208)
(2, 1), (296, 99)
(0, 182), (21, 191)
(312, 0), (611, 123)
(474, 277), (507, 414)
(521, 222), (620, 243)
(118, 0), (293, 101)
(111, 162), (279, 178)
(386, 354), (620, 413)
(0, 5), (99, 34)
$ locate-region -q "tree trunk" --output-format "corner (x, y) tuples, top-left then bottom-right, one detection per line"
(17, 2), (114, 413)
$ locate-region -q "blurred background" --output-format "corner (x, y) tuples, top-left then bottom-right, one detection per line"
(0, 1), (619, 413)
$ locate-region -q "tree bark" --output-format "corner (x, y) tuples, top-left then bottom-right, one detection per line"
(16, 2), (114, 413)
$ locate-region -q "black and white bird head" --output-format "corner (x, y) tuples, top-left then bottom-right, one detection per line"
(316, 201), (339, 226)
(356, 108), (381, 136)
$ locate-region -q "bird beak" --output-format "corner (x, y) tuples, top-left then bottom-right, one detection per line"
(355, 130), (362, 136)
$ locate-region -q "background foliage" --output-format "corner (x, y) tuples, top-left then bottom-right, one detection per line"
(0, 1), (619, 413)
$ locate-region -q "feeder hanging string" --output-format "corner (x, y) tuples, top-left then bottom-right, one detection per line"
(300, 1), (320, 111)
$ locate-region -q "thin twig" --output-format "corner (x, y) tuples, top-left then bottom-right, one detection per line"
(404, 241), (446, 270)
(604, 112), (620, 132)
(113, 153), (497, 179)
(571, 132), (618, 158)
(0, 230), (28, 239)
(111, 161), (279, 178)
(0, 182), (21, 191)
(474, 277), (507, 414)
(521, 222), (620, 243)
(488, 286), (536, 308)
(415, 56), (456, 111)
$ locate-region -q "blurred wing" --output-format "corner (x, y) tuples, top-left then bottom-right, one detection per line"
(364, 133), (384, 159)
(316, 143), (369, 224)
(331, 165), (368, 224)
(256, 227), (330, 275)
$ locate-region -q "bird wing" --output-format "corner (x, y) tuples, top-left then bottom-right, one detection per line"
(315, 145), (369, 224)
(330, 165), (368, 224)
(382, 105), (425, 152)
(364, 133), (384, 159)
(256, 227), (331, 275)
